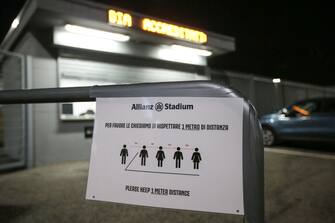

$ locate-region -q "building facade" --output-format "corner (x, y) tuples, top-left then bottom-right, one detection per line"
(0, 0), (235, 167)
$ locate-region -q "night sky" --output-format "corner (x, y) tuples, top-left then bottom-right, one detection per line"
(1, 0), (334, 86)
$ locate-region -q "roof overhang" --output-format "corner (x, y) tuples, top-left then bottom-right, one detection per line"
(1, 0), (235, 61)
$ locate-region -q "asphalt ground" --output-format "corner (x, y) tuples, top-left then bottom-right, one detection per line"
(0, 146), (334, 223)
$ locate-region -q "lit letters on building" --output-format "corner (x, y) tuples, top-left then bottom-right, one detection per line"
(108, 9), (132, 27)
(141, 18), (207, 44)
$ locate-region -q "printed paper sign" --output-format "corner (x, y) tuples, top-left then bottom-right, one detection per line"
(86, 97), (244, 215)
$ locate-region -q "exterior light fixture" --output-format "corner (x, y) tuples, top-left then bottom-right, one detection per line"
(272, 78), (281, 83)
(64, 24), (130, 42)
(171, 45), (212, 57)
(11, 18), (20, 29)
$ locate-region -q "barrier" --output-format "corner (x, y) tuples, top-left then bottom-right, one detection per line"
(0, 81), (263, 223)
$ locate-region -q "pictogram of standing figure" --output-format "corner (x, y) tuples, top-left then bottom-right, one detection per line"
(156, 146), (165, 167)
(173, 147), (183, 168)
(191, 148), (202, 169)
(120, 144), (128, 164)
(139, 145), (148, 166)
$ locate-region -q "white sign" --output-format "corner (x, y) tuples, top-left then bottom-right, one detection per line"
(86, 97), (244, 215)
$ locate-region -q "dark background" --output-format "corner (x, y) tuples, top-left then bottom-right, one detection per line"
(1, 0), (334, 86)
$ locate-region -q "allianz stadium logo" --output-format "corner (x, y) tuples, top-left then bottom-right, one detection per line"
(131, 102), (194, 111)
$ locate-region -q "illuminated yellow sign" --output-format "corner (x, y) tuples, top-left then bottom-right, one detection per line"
(108, 9), (132, 27)
(142, 18), (207, 44)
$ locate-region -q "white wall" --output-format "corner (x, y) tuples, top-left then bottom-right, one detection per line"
(14, 33), (92, 166)
(1, 51), (25, 160)
(32, 58), (93, 165)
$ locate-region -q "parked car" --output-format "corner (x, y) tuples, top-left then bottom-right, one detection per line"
(260, 97), (335, 146)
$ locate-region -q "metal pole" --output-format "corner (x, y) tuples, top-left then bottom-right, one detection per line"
(0, 81), (234, 104)
(0, 86), (93, 104)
